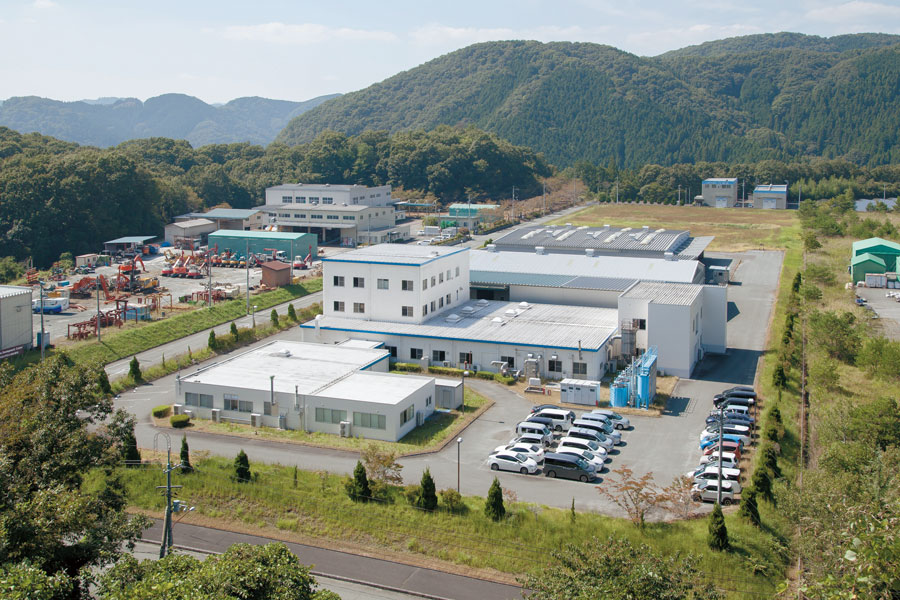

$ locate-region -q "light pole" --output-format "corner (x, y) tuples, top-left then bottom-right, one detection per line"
(461, 369), (469, 411)
(96, 277), (102, 342)
(252, 304), (258, 328)
(245, 240), (250, 314)
(38, 282), (45, 360)
(717, 404), (724, 505)
(456, 437), (463, 493)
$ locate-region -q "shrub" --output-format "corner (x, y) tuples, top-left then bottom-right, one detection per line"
(152, 404), (171, 418)
(707, 503), (729, 551)
(230, 322), (239, 341)
(495, 373), (516, 385)
(287, 304), (297, 321)
(440, 488), (466, 514)
(97, 368), (112, 396)
(345, 460), (371, 502)
(752, 466), (773, 502)
(428, 366), (465, 376)
(402, 484), (420, 505)
(738, 486), (761, 527)
(475, 371), (495, 381)
(170, 414), (190, 428)
(764, 424), (780, 443)
(128, 356), (142, 382)
(761, 444), (781, 478)
(208, 330), (218, 351)
(485, 477), (505, 521)
(769, 405), (782, 426)
(180, 435), (192, 473)
(234, 449), (251, 483)
(270, 308), (279, 326)
(414, 469), (438, 511)
(392, 362), (422, 373)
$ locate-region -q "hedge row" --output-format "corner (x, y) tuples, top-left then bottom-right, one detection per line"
(170, 414), (190, 428)
(152, 404), (171, 418)
(393, 362), (423, 372)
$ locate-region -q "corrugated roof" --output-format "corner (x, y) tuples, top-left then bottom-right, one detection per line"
(676, 236), (714, 259)
(324, 244), (467, 266)
(851, 252), (886, 266)
(492, 225), (690, 254)
(620, 281), (704, 305)
(303, 299), (618, 351)
(0, 285), (31, 299)
(470, 270), (635, 291)
(168, 218), (215, 229)
(703, 178), (737, 184)
(852, 237), (900, 254)
(268, 183), (386, 193)
(754, 185), (787, 193)
(208, 230), (313, 241)
(204, 208), (263, 219)
(470, 250), (701, 283)
(105, 236), (155, 244)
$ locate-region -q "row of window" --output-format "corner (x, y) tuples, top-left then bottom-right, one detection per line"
(281, 196), (334, 204)
(331, 269), (460, 292)
(401, 351), (587, 374)
(333, 301), (365, 313)
(272, 212), (357, 221)
(315, 405), (425, 430)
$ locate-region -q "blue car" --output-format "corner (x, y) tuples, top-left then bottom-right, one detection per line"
(699, 435), (744, 451)
(706, 415), (754, 427)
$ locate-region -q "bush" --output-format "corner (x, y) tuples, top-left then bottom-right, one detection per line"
(97, 368), (112, 396)
(180, 435), (192, 473)
(345, 460), (371, 502)
(208, 330), (218, 351)
(234, 449), (251, 483)
(764, 424), (780, 443)
(440, 488), (466, 514)
(152, 404), (172, 418)
(271, 308), (279, 326)
(402, 484), (420, 505)
(170, 414), (190, 428)
(428, 366), (465, 376)
(230, 322), (239, 341)
(761, 444), (781, 478)
(769, 405), (782, 426)
(484, 477), (505, 521)
(707, 503), (729, 551)
(414, 468), (438, 511)
(738, 486), (761, 527)
(494, 373), (516, 385)
(128, 356), (142, 382)
(287, 304), (297, 321)
(392, 362), (422, 373)
(752, 466), (773, 502)
(475, 371), (495, 381)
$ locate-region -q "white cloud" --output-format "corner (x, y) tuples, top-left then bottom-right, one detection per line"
(222, 22), (398, 45)
(31, 0), (58, 9)
(625, 23), (760, 55)
(409, 24), (609, 47)
(806, 1), (900, 23)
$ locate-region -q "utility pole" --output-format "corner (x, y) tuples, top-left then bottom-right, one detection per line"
(542, 182), (546, 216)
(615, 178), (619, 204)
(511, 186), (517, 221)
(717, 404), (724, 505)
(155, 433), (188, 559)
(678, 184), (682, 205)
(39, 283), (45, 360)
(96, 280), (101, 342)
(207, 250), (213, 309)
(245, 240), (250, 314)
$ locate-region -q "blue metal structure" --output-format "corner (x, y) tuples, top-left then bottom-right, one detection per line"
(608, 346), (657, 409)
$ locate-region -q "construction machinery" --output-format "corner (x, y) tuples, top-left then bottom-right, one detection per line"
(69, 276), (97, 298)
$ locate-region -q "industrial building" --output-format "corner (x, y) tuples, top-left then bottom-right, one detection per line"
(263, 183), (409, 246)
(851, 237), (900, 283)
(103, 236), (156, 256)
(175, 208), (266, 231)
(701, 178), (739, 208)
(164, 218), (216, 246)
(176, 340), (459, 442)
(301, 243), (728, 379)
(207, 230), (317, 263)
(489, 224), (712, 261)
(752, 184), (788, 209)
(0, 285), (33, 359)
(444, 203), (501, 230)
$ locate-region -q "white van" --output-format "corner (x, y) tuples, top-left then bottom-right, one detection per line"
(533, 408), (575, 432)
(515, 422), (552, 446)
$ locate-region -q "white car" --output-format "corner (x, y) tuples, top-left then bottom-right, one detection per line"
(557, 437), (609, 460)
(510, 433), (551, 448)
(699, 451), (738, 466)
(686, 464), (742, 483)
(556, 447), (605, 471)
(487, 451), (538, 474)
(571, 419), (621, 445)
(493, 443), (545, 464)
(691, 480), (738, 505)
(590, 409), (631, 430)
(567, 426), (614, 451)
(695, 457), (739, 471)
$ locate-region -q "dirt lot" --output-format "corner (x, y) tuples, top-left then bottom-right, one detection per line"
(551, 203), (800, 252)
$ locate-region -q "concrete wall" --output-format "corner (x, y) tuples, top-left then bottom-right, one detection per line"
(0, 287), (33, 352)
(753, 193), (787, 209)
(701, 286), (728, 353)
(505, 284), (621, 309)
(648, 302), (697, 377)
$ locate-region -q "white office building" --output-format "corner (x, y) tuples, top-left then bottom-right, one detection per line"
(701, 178), (739, 208)
(176, 340), (455, 442)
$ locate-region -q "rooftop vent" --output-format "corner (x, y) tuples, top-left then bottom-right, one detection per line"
(585, 248), (595, 257)
(445, 313), (462, 323)
(535, 246), (545, 255)
(486, 244), (497, 252)
(461, 306), (475, 314)
(505, 309), (518, 317)
(476, 299), (489, 307)
(491, 317), (505, 325)
(665, 252), (676, 261)
(642, 225), (650, 229)
(270, 348), (292, 358)
(518, 301), (531, 309)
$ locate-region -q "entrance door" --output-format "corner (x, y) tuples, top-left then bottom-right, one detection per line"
(762, 198), (777, 209)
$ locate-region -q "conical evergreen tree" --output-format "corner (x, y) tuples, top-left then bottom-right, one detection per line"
(752, 466), (773, 502)
(287, 304), (297, 321)
(738, 486), (760, 527)
(97, 368), (112, 396)
(415, 468), (438, 510)
(484, 477), (505, 521)
(128, 356), (142, 382)
(234, 449), (251, 482)
(346, 460), (371, 502)
(230, 322), (239, 342)
(707, 502), (729, 551)
(271, 309), (279, 326)
(208, 330), (218, 351)
(122, 423), (141, 467)
(180, 435), (191, 474)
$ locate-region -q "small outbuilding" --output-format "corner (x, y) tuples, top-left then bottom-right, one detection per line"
(103, 236), (156, 256)
(752, 185), (788, 209)
(701, 178), (738, 208)
(260, 261), (292, 288)
(852, 237), (900, 272)
(207, 230), (317, 263)
(851, 253), (887, 283)
(0, 285), (34, 358)
(164, 218), (216, 247)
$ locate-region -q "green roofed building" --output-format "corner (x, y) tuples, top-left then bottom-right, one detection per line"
(446, 203), (501, 231)
(851, 253), (887, 283)
(207, 230), (317, 262)
(851, 237), (900, 272)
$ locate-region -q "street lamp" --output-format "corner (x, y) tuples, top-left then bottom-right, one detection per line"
(461, 369), (469, 411)
(456, 437), (463, 493)
(251, 304), (258, 328)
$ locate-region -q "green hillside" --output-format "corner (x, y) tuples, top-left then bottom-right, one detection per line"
(277, 34), (900, 167)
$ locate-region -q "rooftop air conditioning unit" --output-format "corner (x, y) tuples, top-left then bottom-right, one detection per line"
(211, 408), (220, 423)
(183, 410), (193, 419)
(250, 413), (262, 427)
(339, 420), (352, 437)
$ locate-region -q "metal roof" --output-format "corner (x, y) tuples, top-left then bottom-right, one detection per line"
(619, 281), (704, 305)
(470, 270), (635, 291)
(470, 250), (702, 283)
(203, 208), (263, 220)
(268, 183), (387, 193)
(852, 237), (900, 254)
(491, 225), (690, 254)
(303, 299), (618, 351)
(676, 236), (714, 260)
(324, 244), (467, 266)
(753, 185), (787, 194)
(703, 178), (737, 184)
(168, 218), (215, 229)
(0, 285), (31, 299)
(851, 252), (886, 266)
(318, 372), (432, 405)
(105, 236), (155, 244)
(208, 230), (313, 241)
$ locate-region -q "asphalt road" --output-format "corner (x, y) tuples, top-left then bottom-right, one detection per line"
(140, 519), (523, 600)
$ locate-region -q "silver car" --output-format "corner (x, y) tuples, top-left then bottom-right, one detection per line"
(590, 409), (631, 430)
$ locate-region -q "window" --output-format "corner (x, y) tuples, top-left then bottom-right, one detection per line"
(184, 392), (213, 408)
(635, 318), (646, 330)
(446, 269), (451, 280)
(426, 395), (432, 406)
(410, 348), (423, 359)
(224, 394), (239, 411)
(326, 215), (339, 220)
(459, 352), (472, 365)
(315, 407), (347, 424)
(297, 196), (306, 203)
(264, 401), (277, 416)
(430, 300), (436, 312)
(342, 215), (355, 220)
(433, 350), (446, 362)
(400, 405), (415, 425)
(439, 272), (444, 284)
(377, 278), (389, 290)
(281, 196), (292, 203)
(311, 214), (323, 219)
(455, 266), (460, 277)
(353, 412), (386, 430)
(333, 275), (344, 287)
(333, 301), (345, 312)
(385, 345), (398, 358)
(402, 306), (413, 317)
(422, 279), (428, 290)
(402, 280), (413, 291)
(322, 197), (333, 204)
(293, 213), (305, 219)
(548, 360), (563, 373)
(353, 302), (365, 314)
(445, 294), (451, 305)
(422, 304), (428, 316)
(309, 196), (319, 203)
(438, 297), (444, 308)
(573, 362), (587, 376)
(353, 277), (365, 288)
(501, 356), (515, 369)
(431, 276), (436, 286)
(238, 400), (253, 413)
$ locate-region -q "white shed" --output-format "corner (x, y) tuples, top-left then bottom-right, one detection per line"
(0, 285), (34, 358)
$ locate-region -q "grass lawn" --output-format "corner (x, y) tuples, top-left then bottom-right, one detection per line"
(104, 455), (791, 597)
(552, 204), (800, 252)
(59, 279), (321, 366)
(156, 388), (490, 456)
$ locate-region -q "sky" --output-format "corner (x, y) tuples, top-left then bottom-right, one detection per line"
(1, 0), (900, 104)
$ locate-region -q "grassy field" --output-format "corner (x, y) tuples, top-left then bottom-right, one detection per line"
(59, 279), (321, 366)
(552, 204), (801, 252)
(156, 388), (490, 456)
(104, 456), (790, 597)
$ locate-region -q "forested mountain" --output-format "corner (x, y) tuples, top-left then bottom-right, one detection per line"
(0, 126), (549, 266)
(0, 93), (339, 148)
(278, 34), (900, 167)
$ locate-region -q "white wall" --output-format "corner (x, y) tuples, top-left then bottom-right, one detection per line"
(265, 185), (392, 208)
(0, 288), (33, 352)
(648, 303), (696, 377)
(506, 285), (622, 308)
(701, 286), (727, 353)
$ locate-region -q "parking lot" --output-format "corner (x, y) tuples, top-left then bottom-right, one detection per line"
(855, 286), (900, 340)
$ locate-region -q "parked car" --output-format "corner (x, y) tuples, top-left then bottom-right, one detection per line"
(687, 465), (742, 485)
(493, 443), (544, 464)
(557, 437), (608, 459)
(511, 433), (551, 448)
(696, 456), (739, 470)
(702, 441), (743, 461)
(525, 415), (556, 431)
(691, 480), (738, 505)
(571, 419), (621, 445)
(542, 452), (597, 482)
(567, 426), (614, 450)
(515, 421), (553, 446)
(723, 386), (755, 396)
(706, 413), (754, 427)
(533, 408), (575, 432)
(723, 389), (757, 401)
(699, 451), (739, 466)
(720, 404), (751, 416)
(589, 409), (631, 430)
(557, 448), (605, 471)
(530, 403), (558, 414)
(487, 451), (539, 475)
(700, 434), (746, 450)
(714, 395), (754, 408)
(580, 412), (627, 438)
